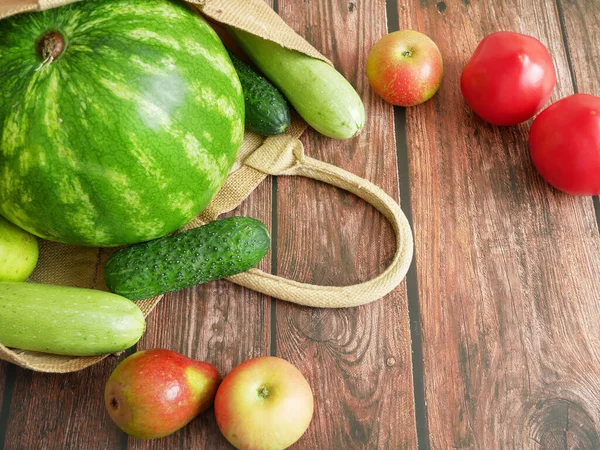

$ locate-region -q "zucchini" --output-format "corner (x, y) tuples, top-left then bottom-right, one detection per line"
(105, 217), (271, 300)
(228, 51), (291, 136)
(0, 282), (145, 356)
(230, 28), (365, 140)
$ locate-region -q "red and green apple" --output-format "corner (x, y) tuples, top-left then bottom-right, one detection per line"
(366, 30), (443, 107)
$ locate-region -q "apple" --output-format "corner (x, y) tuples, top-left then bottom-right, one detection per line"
(366, 30), (444, 107)
(214, 356), (314, 450)
(0, 215), (38, 281)
(104, 349), (221, 439)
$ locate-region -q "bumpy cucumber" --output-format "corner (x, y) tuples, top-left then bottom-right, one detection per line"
(0, 282), (145, 356)
(230, 28), (365, 140)
(228, 51), (291, 136)
(105, 217), (271, 300)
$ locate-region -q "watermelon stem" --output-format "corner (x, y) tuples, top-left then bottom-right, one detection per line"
(36, 30), (65, 65)
(35, 55), (53, 72)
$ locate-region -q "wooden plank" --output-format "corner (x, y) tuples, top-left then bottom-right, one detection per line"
(0, 363), (10, 444)
(275, 1), (418, 448)
(558, 0), (600, 95)
(0, 364), (6, 415)
(129, 6), (274, 448)
(3, 360), (125, 450)
(2, 5), (274, 450)
(128, 187), (273, 450)
(400, 0), (600, 448)
(558, 0), (600, 250)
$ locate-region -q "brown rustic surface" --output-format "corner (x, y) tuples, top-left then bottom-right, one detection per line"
(2, 0), (600, 449)
(3, 360), (125, 449)
(274, 0), (417, 449)
(0, 365), (8, 435)
(559, 0), (600, 240)
(558, 0), (600, 96)
(400, 0), (600, 449)
(128, 186), (273, 450)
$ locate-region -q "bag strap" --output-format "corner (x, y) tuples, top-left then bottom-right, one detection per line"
(0, 127), (413, 373)
(184, 126), (414, 308)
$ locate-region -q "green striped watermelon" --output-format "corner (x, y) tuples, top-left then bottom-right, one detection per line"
(0, 0), (244, 246)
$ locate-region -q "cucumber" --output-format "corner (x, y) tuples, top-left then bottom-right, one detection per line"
(228, 51), (291, 136)
(105, 217), (271, 300)
(0, 282), (145, 356)
(230, 28), (365, 140)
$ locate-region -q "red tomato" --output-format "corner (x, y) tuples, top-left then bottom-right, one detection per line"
(461, 31), (556, 126)
(529, 94), (600, 196)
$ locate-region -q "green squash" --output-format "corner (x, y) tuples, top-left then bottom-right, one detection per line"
(0, 0), (244, 246)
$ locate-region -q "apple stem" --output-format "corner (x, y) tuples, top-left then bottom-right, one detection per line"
(257, 385), (269, 399)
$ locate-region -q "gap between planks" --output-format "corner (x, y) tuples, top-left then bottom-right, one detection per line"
(594, 198), (600, 233)
(269, 0), (279, 360)
(270, 177), (278, 357)
(386, 1), (430, 449)
(0, 3), (279, 449)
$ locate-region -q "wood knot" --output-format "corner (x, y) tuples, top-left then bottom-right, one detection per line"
(294, 309), (352, 343)
(526, 398), (598, 448)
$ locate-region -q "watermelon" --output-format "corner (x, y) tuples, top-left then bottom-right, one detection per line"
(0, 0), (244, 246)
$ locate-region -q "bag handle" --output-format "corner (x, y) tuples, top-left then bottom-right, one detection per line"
(185, 127), (414, 308)
(0, 128), (414, 373)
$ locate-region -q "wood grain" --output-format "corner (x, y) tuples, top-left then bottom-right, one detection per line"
(128, 170), (273, 450)
(0, 364), (9, 447)
(3, 359), (125, 449)
(275, 0), (418, 448)
(129, 4), (274, 446)
(127, 8), (274, 449)
(5, 1), (599, 449)
(127, 4), (275, 446)
(399, 0), (600, 448)
(559, 0), (600, 258)
(558, 0), (600, 95)
(0, 365), (6, 414)
(0, 6), (274, 450)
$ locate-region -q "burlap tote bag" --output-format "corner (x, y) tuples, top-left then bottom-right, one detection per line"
(0, 0), (414, 372)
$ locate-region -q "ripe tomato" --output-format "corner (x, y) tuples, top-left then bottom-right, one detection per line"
(461, 31), (556, 126)
(529, 94), (600, 196)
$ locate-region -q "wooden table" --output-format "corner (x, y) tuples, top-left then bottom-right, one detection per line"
(2, 0), (600, 448)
